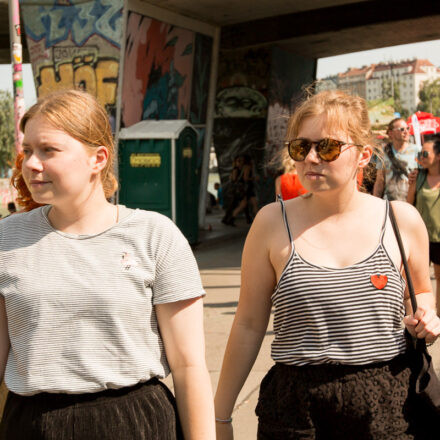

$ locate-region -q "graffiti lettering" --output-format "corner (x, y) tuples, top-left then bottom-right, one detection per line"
(37, 55), (119, 109)
(53, 46), (98, 64)
(22, 0), (123, 49)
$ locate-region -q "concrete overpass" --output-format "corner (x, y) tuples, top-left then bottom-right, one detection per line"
(2, 0), (440, 228)
(1, 1), (440, 63)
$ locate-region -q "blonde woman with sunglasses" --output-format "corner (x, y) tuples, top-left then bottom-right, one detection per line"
(215, 90), (440, 439)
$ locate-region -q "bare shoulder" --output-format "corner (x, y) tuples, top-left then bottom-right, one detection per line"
(252, 201), (283, 231)
(390, 200), (428, 242)
(390, 200), (424, 227)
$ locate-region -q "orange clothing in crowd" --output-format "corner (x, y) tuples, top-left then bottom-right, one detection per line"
(280, 170), (364, 201)
(280, 173), (307, 200)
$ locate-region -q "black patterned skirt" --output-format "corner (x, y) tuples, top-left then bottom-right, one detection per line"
(256, 353), (434, 440)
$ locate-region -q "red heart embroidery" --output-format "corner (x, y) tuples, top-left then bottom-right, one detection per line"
(370, 274), (388, 290)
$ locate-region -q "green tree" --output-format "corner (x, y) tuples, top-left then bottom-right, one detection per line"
(0, 91), (14, 177)
(418, 79), (440, 115)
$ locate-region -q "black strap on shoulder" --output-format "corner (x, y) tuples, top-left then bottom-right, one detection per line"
(277, 194), (293, 245)
(388, 202), (417, 314)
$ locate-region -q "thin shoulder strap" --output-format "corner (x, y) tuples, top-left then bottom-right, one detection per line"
(388, 202), (417, 314)
(277, 194), (293, 246)
(379, 201), (389, 243)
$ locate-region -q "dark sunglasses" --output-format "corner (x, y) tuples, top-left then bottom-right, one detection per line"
(418, 151), (429, 159)
(285, 138), (362, 162)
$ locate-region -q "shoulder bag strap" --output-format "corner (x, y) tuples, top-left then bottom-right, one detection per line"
(389, 202), (428, 351)
(388, 202), (417, 314)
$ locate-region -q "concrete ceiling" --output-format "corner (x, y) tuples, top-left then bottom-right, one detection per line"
(140, 0), (367, 26)
(0, 0), (440, 64)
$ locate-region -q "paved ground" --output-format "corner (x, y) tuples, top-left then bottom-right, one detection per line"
(165, 227), (440, 440)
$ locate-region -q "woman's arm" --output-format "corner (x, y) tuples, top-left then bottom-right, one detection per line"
(215, 208), (276, 439)
(391, 201), (440, 343)
(406, 169), (418, 205)
(0, 296), (10, 380)
(156, 297), (215, 440)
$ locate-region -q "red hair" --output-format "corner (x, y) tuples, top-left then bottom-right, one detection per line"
(10, 90), (118, 211)
(11, 152), (44, 212)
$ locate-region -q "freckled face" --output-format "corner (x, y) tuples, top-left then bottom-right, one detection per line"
(293, 114), (361, 193)
(21, 115), (97, 206)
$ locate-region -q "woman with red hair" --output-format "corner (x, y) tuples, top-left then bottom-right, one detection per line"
(0, 90), (214, 440)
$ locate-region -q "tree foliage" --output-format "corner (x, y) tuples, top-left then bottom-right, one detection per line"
(418, 79), (440, 115)
(0, 91), (14, 177)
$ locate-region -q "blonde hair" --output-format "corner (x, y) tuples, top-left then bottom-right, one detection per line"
(286, 89), (380, 158)
(12, 90), (118, 210)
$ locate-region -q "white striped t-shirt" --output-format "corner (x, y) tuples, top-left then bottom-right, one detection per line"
(0, 205), (205, 396)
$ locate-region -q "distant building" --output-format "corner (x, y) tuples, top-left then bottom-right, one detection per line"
(317, 59), (440, 114)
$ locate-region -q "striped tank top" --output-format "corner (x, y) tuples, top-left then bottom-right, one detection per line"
(271, 199), (407, 366)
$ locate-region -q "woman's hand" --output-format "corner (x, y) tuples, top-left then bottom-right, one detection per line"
(403, 305), (440, 344)
(408, 169), (418, 186)
(216, 422), (233, 440)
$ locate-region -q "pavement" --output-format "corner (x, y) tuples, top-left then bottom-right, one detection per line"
(166, 212), (440, 440)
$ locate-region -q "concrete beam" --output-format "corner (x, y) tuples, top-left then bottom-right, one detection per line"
(221, 1), (440, 53)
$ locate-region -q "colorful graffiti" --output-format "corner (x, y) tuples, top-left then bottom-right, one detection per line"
(21, 0), (123, 121)
(122, 12), (195, 127)
(265, 48), (317, 170)
(215, 47), (270, 119)
(213, 118), (268, 204)
(36, 48), (118, 111)
(21, 0), (123, 48)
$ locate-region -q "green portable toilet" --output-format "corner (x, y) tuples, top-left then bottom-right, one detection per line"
(118, 120), (199, 244)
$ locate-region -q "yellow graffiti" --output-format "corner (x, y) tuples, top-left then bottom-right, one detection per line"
(37, 57), (119, 108)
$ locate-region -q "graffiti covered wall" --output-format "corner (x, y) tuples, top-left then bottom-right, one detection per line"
(214, 47), (270, 206)
(122, 12), (212, 128)
(121, 10), (213, 182)
(266, 47), (317, 172)
(21, 0), (124, 124)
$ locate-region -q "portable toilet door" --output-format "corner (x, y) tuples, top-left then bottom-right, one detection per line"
(118, 120), (199, 244)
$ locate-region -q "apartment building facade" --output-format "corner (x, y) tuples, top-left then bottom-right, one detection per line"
(318, 59), (440, 113)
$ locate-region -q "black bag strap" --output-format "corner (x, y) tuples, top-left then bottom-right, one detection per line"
(389, 202), (427, 351)
(385, 143), (408, 178)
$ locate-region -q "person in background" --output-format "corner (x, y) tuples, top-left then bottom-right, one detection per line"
(274, 148), (307, 200)
(215, 90), (440, 440)
(214, 182), (224, 209)
(407, 137), (440, 316)
(7, 202), (16, 215)
(373, 117), (420, 200)
(0, 90), (215, 440)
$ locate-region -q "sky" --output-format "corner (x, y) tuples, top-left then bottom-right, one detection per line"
(317, 39), (440, 78)
(1, 38), (440, 106)
(0, 64), (37, 108)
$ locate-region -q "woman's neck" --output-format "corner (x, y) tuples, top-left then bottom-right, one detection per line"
(427, 162), (440, 176)
(48, 191), (117, 235)
(305, 183), (363, 219)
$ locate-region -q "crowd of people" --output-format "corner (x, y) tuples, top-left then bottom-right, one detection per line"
(1, 88), (440, 439)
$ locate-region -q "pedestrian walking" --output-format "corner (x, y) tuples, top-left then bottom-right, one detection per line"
(407, 137), (440, 316)
(373, 117), (420, 201)
(215, 90), (440, 439)
(274, 148), (307, 200)
(0, 90), (214, 440)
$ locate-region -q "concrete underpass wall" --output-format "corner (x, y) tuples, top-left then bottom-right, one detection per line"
(21, 0), (124, 127)
(120, 10), (213, 172)
(213, 47), (270, 207)
(213, 46), (316, 208)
